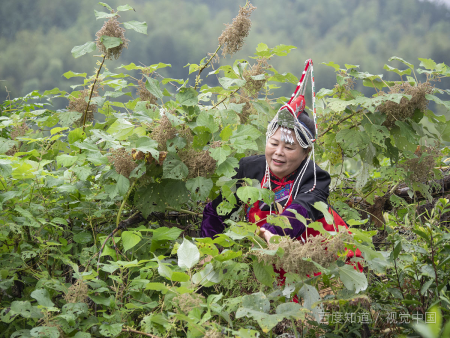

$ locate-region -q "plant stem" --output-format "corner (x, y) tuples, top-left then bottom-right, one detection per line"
(208, 87), (240, 111)
(122, 328), (161, 338)
(194, 44), (222, 90)
(116, 180), (137, 228)
(166, 206), (202, 217)
(82, 55), (106, 131)
(318, 110), (359, 138)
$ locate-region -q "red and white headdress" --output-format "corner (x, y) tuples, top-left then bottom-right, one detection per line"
(263, 59), (318, 203)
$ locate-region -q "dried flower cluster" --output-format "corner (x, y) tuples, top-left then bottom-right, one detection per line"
(178, 148), (217, 178)
(229, 95), (255, 124)
(150, 114), (177, 151)
(172, 292), (205, 314)
(137, 77), (158, 107)
(64, 279), (89, 304)
(378, 81), (433, 128)
(108, 148), (137, 178)
(6, 121), (29, 156)
(400, 146), (440, 183)
(242, 57), (269, 97)
(95, 14), (129, 60)
(218, 3), (256, 57)
(256, 232), (350, 276)
(204, 329), (225, 338)
(67, 86), (99, 126)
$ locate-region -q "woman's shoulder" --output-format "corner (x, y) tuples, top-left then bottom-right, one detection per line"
(236, 155), (266, 180)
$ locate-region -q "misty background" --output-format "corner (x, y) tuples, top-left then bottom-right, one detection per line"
(1, 0), (450, 105)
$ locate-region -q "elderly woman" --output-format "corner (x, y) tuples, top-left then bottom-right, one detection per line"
(201, 60), (363, 273)
(200, 92), (340, 243)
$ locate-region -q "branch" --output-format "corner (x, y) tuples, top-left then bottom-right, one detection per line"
(194, 44), (222, 90)
(122, 328), (161, 338)
(82, 55), (106, 131)
(318, 110), (360, 139)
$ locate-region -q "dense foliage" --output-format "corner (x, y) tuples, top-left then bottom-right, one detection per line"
(1, 2), (450, 337)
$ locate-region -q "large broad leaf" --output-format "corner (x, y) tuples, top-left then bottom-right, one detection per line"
(134, 183), (166, 218)
(298, 284), (322, 322)
(252, 260), (275, 287)
(144, 76), (163, 101)
(338, 264), (368, 293)
(177, 238), (200, 269)
(99, 323), (123, 337)
(236, 186), (260, 205)
(312, 201), (333, 224)
(242, 292), (270, 313)
(73, 232), (93, 245)
(163, 154), (188, 180)
(121, 231), (142, 252)
(71, 41), (96, 58)
(176, 88), (198, 106)
(152, 227), (183, 242)
(31, 289), (54, 307)
(216, 157), (239, 177)
(123, 21), (147, 34)
(192, 263), (222, 286)
(196, 110), (219, 133)
(30, 327), (59, 338)
(186, 177), (213, 201)
(100, 35), (123, 49)
(163, 180), (189, 209)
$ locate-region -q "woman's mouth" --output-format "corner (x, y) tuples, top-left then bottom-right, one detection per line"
(272, 159), (285, 166)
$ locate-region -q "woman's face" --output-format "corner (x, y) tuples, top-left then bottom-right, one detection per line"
(265, 127), (308, 178)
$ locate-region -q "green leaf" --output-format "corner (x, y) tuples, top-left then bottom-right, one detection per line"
(252, 260), (275, 287)
(186, 177), (213, 200)
(121, 231), (142, 252)
(152, 227), (183, 242)
(144, 76), (163, 101)
(99, 323), (123, 337)
(100, 35), (122, 49)
(275, 302), (306, 320)
(178, 238), (200, 269)
(237, 186), (260, 205)
(235, 328), (260, 338)
(94, 9), (117, 19)
(117, 4), (134, 11)
(73, 232), (93, 245)
(30, 327), (59, 338)
(209, 146), (232, 166)
(219, 77), (246, 89)
(134, 137), (159, 160)
(298, 284), (322, 321)
(197, 110), (219, 133)
(383, 64), (411, 77)
(56, 154), (78, 167)
(392, 240), (402, 260)
(312, 201), (333, 224)
(63, 71), (87, 79)
(98, 2), (112, 11)
(419, 58), (437, 70)
(176, 88), (198, 106)
(163, 154), (188, 180)
(338, 264), (368, 293)
(389, 56), (414, 69)
(171, 272), (190, 282)
(242, 292), (270, 313)
(322, 61), (340, 71)
(116, 174), (130, 196)
(71, 41), (96, 58)
(60, 111), (82, 127)
(31, 289), (55, 307)
(216, 157), (239, 177)
(106, 119), (134, 140)
(123, 21), (147, 34)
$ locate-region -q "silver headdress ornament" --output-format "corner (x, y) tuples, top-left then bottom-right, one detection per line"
(263, 59), (318, 213)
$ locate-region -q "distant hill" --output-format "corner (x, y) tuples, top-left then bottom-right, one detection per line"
(1, 0), (450, 102)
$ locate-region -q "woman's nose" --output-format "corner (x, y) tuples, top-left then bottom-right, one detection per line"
(274, 144), (284, 156)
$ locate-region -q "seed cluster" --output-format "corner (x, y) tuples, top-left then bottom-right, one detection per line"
(256, 232), (350, 277)
(218, 3), (256, 57)
(178, 148), (217, 179)
(67, 86), (99, 126)
(242, 57), (269, 98)
(6, 121), (29, 156)
(64, 279), (89, 304)
(204, 330), (225, 338)
(378, 81), (433, 128)
(150, 115), (177, 151)
(95, 14), (129, 60)
(108, 147), (137, 178)
(172, 292), (205, 314)
(400, 146), (440, 183)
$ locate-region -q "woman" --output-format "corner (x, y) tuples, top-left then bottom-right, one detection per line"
(201, 60), (362, 271)
(200, 94), (332, 243)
